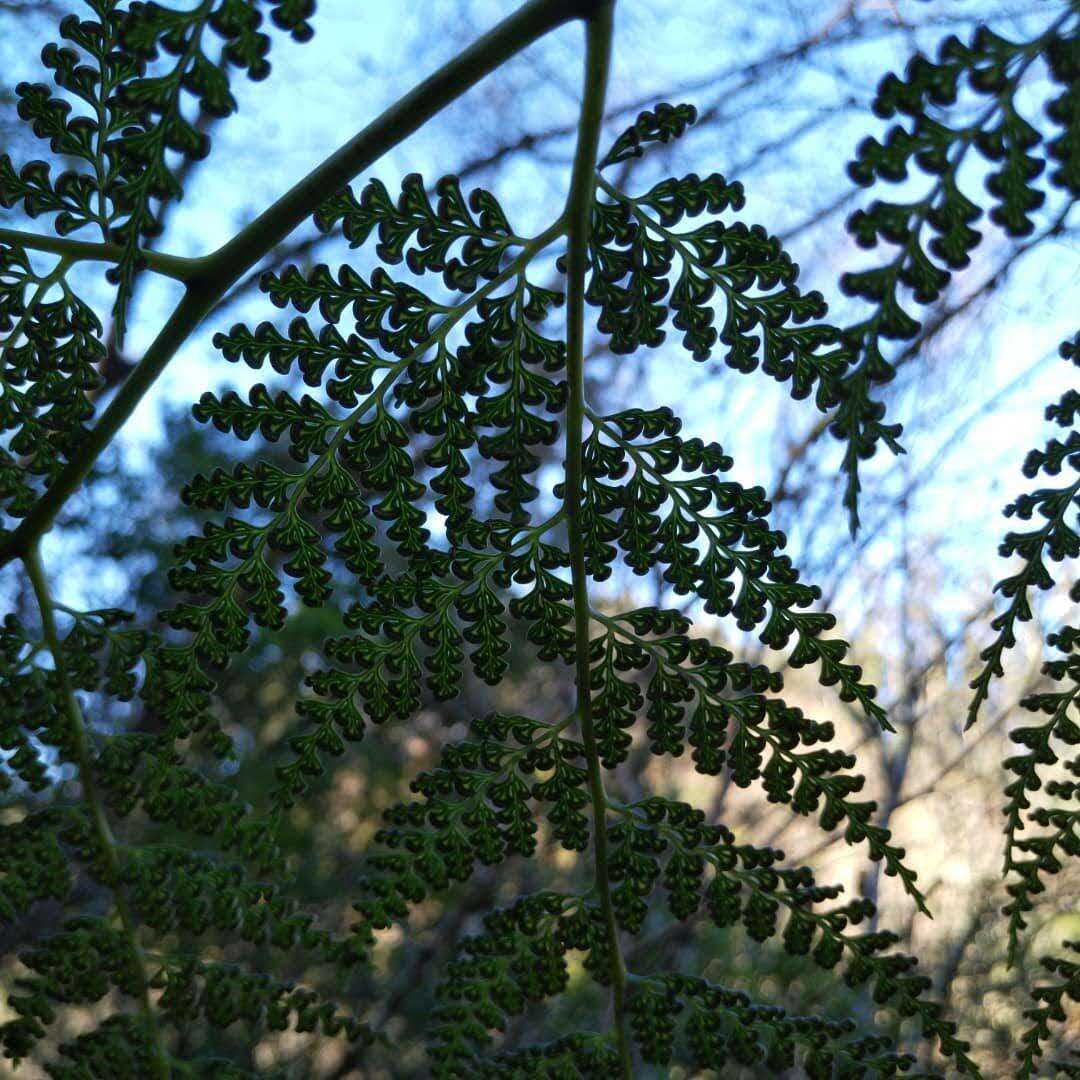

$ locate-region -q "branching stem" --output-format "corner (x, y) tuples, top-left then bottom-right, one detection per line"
(0, 0), (593, 569)
(0, 228), (199, 283)
(561, 3), (631, 1074)
(23, 545), (169, 1078)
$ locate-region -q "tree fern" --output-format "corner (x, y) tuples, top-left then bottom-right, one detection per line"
(0, 0), (1078, 1075)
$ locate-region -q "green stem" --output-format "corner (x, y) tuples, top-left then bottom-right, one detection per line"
(0, 0), (595, 570)
(0, 229), (198, 283)
(23, 546), (170, 1078)
(561, 4), (630, 1075)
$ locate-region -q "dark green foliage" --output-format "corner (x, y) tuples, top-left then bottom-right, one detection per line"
(608, 800), (976, 1072)
(0, 0), (313, 343)
(159, 174), (568, 754)
(968, 335), (1080, 730)
(0, 915), (368, 1065)
(627, 973), (917, 1075)
(579, 169), (850, 409)
(835, 9), (1080, 531)
(1017, 940), (1080, 1080)
(0, 0), (314, 536)
(2, 1), (1077, 1075)
(0, 608), (144, 794)
(967, 334), (1080, 1078)
(315, 172), (523, 292)
(0, 598), (363, 1071)
(1, 87), (971, 1072)
(581, 407), (891, 731)
(598, 101), (699, 169)
(0, 809), (71, 922)
(429, 892), (578, 1075)
(0, 242), (105, 517)
(587, 605), (922, 907)
(348, 712), (589, 934)
(184, 111), (963, 1071)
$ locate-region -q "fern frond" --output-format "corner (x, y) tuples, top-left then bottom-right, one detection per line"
(582, 406), (891, 730)
(94, 733), (280, 865)
(1017, 939), (1080, 1080)
(0, 0), (314, 343)
(39, 1015), (169, 1080)
(152, 955), (371, 1046)
(607, 798), (974, 1072)
(836, 11), (1080, 531)
(627, 974), (920, 1075)
(345, 712), (585, 937)
(589, 607), (922, 908)
(599, 102), (699, 170)
(967, 336), (1079, 953)
(315, 172), (526, 292)
(0, 810), (72, 923)
(0, 916), (368, 1069)
(969, 334), (1080, 730)
(0, 243), (105, 518)
(6, 0), (1046, 1061)
(579, 168), (850, 410)
(960, 334), (1080, 1072)
(160, 181), (566, 747)
(428, 891), (595, 1077)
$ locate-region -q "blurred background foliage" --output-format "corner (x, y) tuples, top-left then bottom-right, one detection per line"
(1, 0), (1078, 1075)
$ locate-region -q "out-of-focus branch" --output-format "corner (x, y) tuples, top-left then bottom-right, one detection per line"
(862, 491), (918, 931)
(789, 676), (1037, 871)
(0, 0), (65, 11)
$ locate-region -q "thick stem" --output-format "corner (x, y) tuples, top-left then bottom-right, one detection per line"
(0, 0), (588, 569)
(0, 228), (198, 283)
(23, 546), (169, 1078)
(561, 4), (630, 1074)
